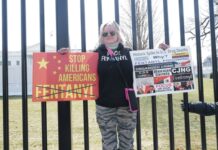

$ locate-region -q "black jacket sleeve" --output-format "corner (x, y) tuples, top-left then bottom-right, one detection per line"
(187, 102), (218, 116)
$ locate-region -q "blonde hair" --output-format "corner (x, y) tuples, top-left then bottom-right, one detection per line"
(98, 21), (124, 46)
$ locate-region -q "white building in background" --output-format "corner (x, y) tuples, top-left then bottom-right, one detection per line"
(0, 44), (55, 96)
(202, 50), (218, 77)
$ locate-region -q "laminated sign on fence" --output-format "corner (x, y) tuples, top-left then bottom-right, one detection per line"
(32, 52), (99, 102)
(130, 46), (195, 97)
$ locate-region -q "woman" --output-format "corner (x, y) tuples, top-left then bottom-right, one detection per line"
(95, 21), (136, 150)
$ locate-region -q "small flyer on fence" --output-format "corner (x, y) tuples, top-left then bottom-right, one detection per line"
(130, 46), (195, 97)
(32, 52), (99, 102)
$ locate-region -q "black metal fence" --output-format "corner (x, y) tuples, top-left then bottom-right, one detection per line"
(1, 0), (218, 150)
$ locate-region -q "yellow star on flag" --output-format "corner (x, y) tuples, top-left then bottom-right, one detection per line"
(37, 58), (49, 69)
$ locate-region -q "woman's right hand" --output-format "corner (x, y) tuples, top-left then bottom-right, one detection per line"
(58, 47), (71, 55)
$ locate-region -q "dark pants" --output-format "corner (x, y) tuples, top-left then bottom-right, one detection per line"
(96, 105), (137, 150)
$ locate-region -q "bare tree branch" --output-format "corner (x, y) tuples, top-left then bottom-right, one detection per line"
(120, 0), (162, 50)
(186, 1), (218, 43)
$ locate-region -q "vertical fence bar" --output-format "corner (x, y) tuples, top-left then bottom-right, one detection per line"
(131, 0), (137, 50)
(39, 0), (47, 149)
(151, 96), (158, 150)
(97, 0), (102, 30)
(208, 0), (218, 149)
(80, 0), (89, 149)
(21, 0), (29, 149)
(96, 1), (102, 148)
(193, 0), (207, 149)
(163, 1), (170, 43)
(178, 0), (191, 149)
(147, 0), (158, 149)
(167, 95), (174, 150)
(163, 0), (175, 149)
(114, 0), (120, 24)
(2, 0), (9, 149)
(131, 0), (141, 150)
(56, 0), (72, 149)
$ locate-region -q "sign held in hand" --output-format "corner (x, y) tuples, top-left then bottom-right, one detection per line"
(32, 52), (99, 102)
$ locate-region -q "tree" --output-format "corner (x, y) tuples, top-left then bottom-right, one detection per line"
(186, 1), (218, 43)
(120, 0), (163, 50)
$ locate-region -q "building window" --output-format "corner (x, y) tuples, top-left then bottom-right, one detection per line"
(0, 61), (2, 65)
(8, 61), (11, 66)
(16, 61), (20, 66)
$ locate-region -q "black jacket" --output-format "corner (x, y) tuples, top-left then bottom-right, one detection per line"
(182, 101), (218, 116)
(95, 43), (133, 107)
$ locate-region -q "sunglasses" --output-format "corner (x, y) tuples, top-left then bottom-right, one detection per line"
(102, 31), (116, 37)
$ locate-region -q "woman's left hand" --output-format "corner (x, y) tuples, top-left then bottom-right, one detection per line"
(158, 43), (169, 50)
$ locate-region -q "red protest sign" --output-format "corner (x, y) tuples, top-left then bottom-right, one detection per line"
(32, 52), (99, 102)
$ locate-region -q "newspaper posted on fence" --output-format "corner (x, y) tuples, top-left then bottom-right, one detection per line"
(32, 52), (99, 102)
(130, 46), (195, 97)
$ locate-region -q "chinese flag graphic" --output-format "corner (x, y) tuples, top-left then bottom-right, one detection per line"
(32, 52), (99, 102)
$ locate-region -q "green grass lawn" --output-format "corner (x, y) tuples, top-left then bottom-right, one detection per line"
(0, 78), (217, 150)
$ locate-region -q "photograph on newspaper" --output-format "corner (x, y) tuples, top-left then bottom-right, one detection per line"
(130, 46), (195, 97)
